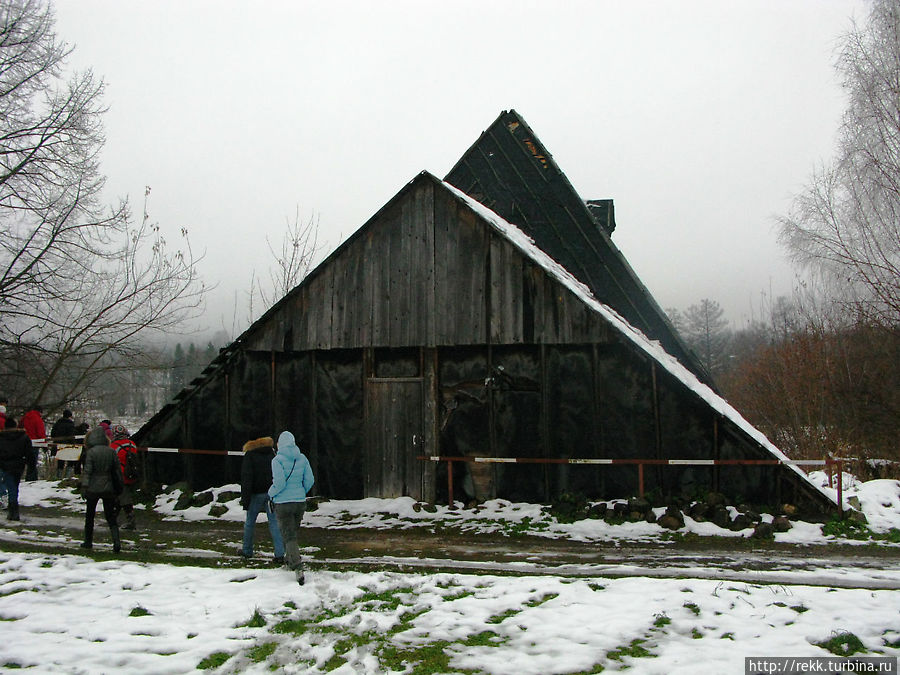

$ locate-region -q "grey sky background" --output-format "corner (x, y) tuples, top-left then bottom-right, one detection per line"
(53, 0), (865, 339)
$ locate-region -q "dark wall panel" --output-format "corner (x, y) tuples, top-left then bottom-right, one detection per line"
(492, 347), (543, 501)
(315, 351), (364, 499)
(229, 351), (275, 448)
(546, 347), (602, 497)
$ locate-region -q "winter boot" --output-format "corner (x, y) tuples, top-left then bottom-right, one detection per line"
(111, 525), (121, 554)
(123, 510), (136, 530)
(8, 503), (20, 521)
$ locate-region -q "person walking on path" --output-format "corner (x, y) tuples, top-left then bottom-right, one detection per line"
(80, 427), (123, 552)
(240, 436), (285, 564)
(110, 425), (139, 530)
(0, 417), (35, 520)
(21, 406), (44, 480)
(268, 431), (314, 585)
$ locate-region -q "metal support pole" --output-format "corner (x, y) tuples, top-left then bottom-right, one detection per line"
(447, 459), (454, 507)
(836, 459), (844, 519)
(638, 463), (645, 498)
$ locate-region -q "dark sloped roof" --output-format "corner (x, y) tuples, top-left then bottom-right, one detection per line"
(445, 109), (712, 385)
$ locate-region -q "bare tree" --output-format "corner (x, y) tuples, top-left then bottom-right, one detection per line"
(247, 207), (321, 324)
(0, 1), (204, 412)
(778, 0), (900, 326)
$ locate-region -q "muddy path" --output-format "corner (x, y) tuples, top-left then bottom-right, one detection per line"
(2, 502), (899, 589)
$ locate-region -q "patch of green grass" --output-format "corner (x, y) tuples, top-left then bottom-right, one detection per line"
(129, 606), (151, 617)
(357, 586), (414, 612)
(323, 653), (347, 671)
(816, 632), (867, 656)
(607, 638), (655, 661)
(822, 517), (870, 540)
(524, 592), (558, 608)
(272, 618), (311, 635)
(2, 662), (22, 669)
(463, 630), (505, 647)
(0, 615), (20, 621)
(283, 600), (297, 609)
(691, 628), (703, 639)
(652, 613), (671, 628)
(486, 608), (520, 624)
(791, 605), (809, 614)
(720, 632), (735, 640)
(197, 651), (231, 670)
(239, 608), (266, 628)
(587, 582), (605, 592)
(442, 590), (474, 601)
(683, 602), (700, 616)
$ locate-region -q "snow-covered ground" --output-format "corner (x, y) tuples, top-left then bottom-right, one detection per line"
(1, 474), (898, 673)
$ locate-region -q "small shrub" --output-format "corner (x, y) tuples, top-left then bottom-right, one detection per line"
(683, 602), (700, 616)
(129, 606), (151, 617)
(653, 613), (671, 628)
(240, 609), (266, 628)
(816, 632), (866, 656)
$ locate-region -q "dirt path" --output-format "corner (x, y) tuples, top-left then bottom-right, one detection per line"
(3, 503), (899, 589)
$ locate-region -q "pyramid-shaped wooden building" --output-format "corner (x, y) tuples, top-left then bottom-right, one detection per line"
(135, 110), (834, 512)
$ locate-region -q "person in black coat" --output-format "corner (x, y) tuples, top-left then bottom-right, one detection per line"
(0, 417), (35, 520)
(80, 427), (124, 552)
(50, 410), (76, 439)
(240, 436), (285, 563)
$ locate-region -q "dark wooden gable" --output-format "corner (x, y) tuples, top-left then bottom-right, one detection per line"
(240, 172), (614, 353)
(445, 110), (712, 385)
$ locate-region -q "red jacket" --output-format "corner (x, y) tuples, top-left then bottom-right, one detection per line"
(22, 410), (46, 440)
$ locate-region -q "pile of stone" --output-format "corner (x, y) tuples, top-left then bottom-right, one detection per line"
(549, 491), (798, 538)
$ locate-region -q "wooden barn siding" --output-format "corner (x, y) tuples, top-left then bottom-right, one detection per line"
(242, 181), (614, 353)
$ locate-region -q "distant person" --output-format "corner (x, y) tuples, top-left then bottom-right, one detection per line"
(0, 398), (7, 504)
(0, 417), (35, 521)
(110, 425), (139, 530)
(80, 427), (123, 552)
(99, 420), (112, 440)
(21, 406), (44, 480)
(51, 409), (78, 478)
(268, 431), (314, 585)
(240, 436), (285, 564)
(51, 410), (76, 439)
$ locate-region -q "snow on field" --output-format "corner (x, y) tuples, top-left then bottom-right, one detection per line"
(1, 551), (899, 674)
(2, 477), (899, 673)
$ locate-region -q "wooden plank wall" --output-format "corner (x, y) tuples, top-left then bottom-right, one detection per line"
(241, 176), (613, 353)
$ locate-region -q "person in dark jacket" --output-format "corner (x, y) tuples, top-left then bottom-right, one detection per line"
(80, 427), (124, 552)
(0, 417), (35, 520)
(50, 410), (76, 439)
(240, 436), (285, 563)
(269, 431), (314, 585)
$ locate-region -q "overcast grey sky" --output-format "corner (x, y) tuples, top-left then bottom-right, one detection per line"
(53, 0), (865, 338)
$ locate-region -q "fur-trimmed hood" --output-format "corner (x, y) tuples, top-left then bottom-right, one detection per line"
(242, 436), (274, 453)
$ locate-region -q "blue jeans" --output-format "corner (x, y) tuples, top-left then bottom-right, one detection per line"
(1, 469), (19, 513)
(242, 493), (285, 558)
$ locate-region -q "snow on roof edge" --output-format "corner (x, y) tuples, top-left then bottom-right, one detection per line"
(442, 180), (835, 506)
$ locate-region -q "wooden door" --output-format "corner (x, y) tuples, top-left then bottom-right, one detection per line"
(365, 378), (424, 499)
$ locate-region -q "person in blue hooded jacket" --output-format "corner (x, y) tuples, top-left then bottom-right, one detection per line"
(268, 431), (314, 585)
